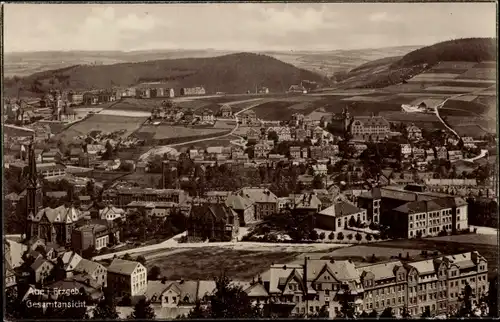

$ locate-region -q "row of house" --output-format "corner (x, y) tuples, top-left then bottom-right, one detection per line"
(401, 145), (463, 162)
(258, 252), (488, 318)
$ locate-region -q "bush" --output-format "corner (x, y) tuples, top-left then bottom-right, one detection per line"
(328, 232), (335, 240)
(373, 234), (380, 240)
(337, 232), (345, 241)
(178, 235), (188, 243)
(355, 232), (363, 242)
(319, 232), (326, 240)
(369, 222), (379, 230)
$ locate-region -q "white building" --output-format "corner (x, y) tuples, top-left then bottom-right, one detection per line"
(107, 258), (148, 297)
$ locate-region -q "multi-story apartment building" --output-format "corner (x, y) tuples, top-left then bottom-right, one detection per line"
(261, 252), (488, 318)
(357, 186), (468, 238)
(289, 146), (301, 159)
(101, 188), (188, 208)
(407, 125), (423, 141)
(254, 141), (272, 159)
(107, 258), (148, 297)
(236, 187), (278, 220)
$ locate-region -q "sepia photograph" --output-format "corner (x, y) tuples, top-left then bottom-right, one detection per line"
(2, 2), (498, 320)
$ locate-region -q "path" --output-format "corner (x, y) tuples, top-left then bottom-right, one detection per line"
(139, 101), (262, 160)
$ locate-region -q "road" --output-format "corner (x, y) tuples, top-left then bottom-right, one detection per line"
(92, 230), (349, 261)
(139, 101), (262, 160)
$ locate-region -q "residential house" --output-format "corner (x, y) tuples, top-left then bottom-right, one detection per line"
(237, 188), (278, 220)
(435, 147), (448, 160)
(309, 146), (322, 160)
(407, 125), (423, 141)
(180, 87), (206, 96)
(136, 88), (151, 99)
(289, 146), (301, 159)
(254, 141), (272, 159)
(315, 201), (367, 231)
(30, 258), (55, 284)
(425, 149), (435, 162)
(246, 128), (261, 142)
(448, 150), (463, 162)
(312, 164), (327, 176)
(225, 192), (256, 226)
(101, 188), (188, 208)
(344, 110), (390, 142)
(295, 128), (308, 142)
(187, 204), (239, 242)
(288, 193), (322, 215)
(41, 149), (62, 163)
(240, 110), (257, 126)
(461, 137), (476, 149)
(288, 84), (307, 94)
(220, 105), (232, 117)
(71, 223), (110, 252)
(201, 109), (215, 123)
(107, 258), (148, 297)
(401, 144), (412, 157)
(267, 126), (292, 142)
(74, 258), (108, 288)
(301, 147), (309, 159)
(206, 191), (232, 204)
(83, 92), (99, 105)
(55, 251), (83, 279)
(37, 162), (66, 179)
(412, 147), (426, 161)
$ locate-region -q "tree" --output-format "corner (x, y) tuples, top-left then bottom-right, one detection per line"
(92, 286), (119, 320)
(347, 233), (353, 242)
(355, 232), (363, 243)
(267, 130), (279, 143)
(348, 216), (356, 227)
(186, 300), (208, 319)
(309, 230), (319, 241)
(149, 265), (162, 280)
(455, 283), (474, 317)
(312, 175), (324, 189)
(337, 232), (344, 241)
(401, 307), (411, 318)
(128, 298), (156, 319)
(369, 309), (378, 318)
(137, 255), (146, 265)
(319, 232), (326, 240)
(328, 232), (335, 240)
(338, 284), (356, 318)
(365, 234), (372, 242)
(381, 307), (395, 318)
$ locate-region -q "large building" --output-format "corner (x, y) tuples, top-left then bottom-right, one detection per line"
(107, 258), (148, 297)
(357, 186), (468, 238)
(340, 108), (390, 142)
(261, 252), (488, 318)
(187, 203), (239, 242)
(102, 187), (188, 208)
(180, 86), (206, 96)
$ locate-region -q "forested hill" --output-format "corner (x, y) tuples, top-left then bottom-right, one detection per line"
(335, 38), (497, 89)
(6, 53), (330, 96)
(393, 38), (497, 68)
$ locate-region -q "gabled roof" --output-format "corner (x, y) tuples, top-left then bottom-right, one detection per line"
(107, 258), (141, 276)
(357, 261), (403, 281)
(190, 204), (236, 222)
(34, 206), (83, 224)
(407, 259), (436, 275)
(318, 201), (363, 218)
(225, 193), (253, 210)
(352, 115), (389, 127)
(74, 259), (103, 276)
(244, 282), (269, 297)
(60, 251), (83, 272)
(238, 188), (278, 203)
(31, 258), (53, 272)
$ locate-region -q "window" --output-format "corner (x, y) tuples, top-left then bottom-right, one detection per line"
(325, 289), (330, 296)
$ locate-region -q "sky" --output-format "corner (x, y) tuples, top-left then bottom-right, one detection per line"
(4, 3), (497, 53)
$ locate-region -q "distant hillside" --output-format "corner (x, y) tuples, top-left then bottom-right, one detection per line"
(336, 38), (497, 89)
(5, 53), (329, 96)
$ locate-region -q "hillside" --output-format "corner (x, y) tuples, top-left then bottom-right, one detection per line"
(5, 53), (329, 96)
(335, 38), (497, 89)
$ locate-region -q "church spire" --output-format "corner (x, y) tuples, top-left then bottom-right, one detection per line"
(26, 135), (42, 240)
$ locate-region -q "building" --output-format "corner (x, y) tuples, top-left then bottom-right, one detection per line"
(401, 144), (412, 157)
(425, 149), (435, 162)
(267, 127), (292, 142)
(107, 258), (147, 297)
(358, 186), (468, 238)
(37, 162), (66, 179)
(237, 188), (278, 220)
(136, 88), (151, 99)
(201, 109), (215, 123)
(312, 164), (327, 176)
(295, 128), (308, 142)
(41, 149), (62, 163)
(246, 128), (260, 142)
(254, 141), (272, 159)
(342, 108), (390, 142)
(206, 191), (232, 204)
(180, 86), (206, 96)
(240, 110), (257, 126)
(448, 150), (463, 162)
(67, 92), (84, 106)
(288, 84), (308, 94)
(412, 147), (426, 161)
(435, 147), (448, 160)
(315, 201), (367, 231)
(30, 258), (55, 284)
(83, 92), (99, 105)
(74, 258), (107, 288)
(220, 105), (232, 117)
(407, 125), (423, 141)
(225, 192), (256, 226)
(71, 222), (110, 252)
(262, 251), (488, 318)
(102, 188), (188, 208)
(289, 146), (301, 159)
(187, 204), (239, 242)
(29, 205), (86, 245)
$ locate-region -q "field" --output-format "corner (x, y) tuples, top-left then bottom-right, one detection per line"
(56, 114), (147, 142)
(145, 247), (301, 281)
(137, 124), (228, 140)
(174, 136), (240, 150)
(313, 245), (428, 264)
(458, 68), (496, 80)
(118, 172), (162, 188)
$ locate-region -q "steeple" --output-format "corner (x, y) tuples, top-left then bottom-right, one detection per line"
(26, 136), (43, 240)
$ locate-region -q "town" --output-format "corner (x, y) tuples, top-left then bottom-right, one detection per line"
(3, 3), (498, 321)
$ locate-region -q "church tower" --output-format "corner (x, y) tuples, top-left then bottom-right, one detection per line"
(342, 106), (351, 132)
(26, 137), (43, 240)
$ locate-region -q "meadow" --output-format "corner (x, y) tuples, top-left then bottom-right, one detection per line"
(135, 124), (228, 141)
